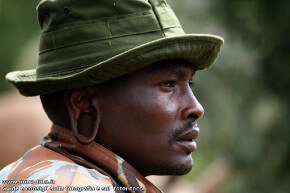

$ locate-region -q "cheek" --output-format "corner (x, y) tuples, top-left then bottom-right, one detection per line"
(98, 86), (181, 148)
(125, 90), (180, 132)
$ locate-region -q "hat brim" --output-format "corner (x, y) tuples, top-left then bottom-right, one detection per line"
(6, 34), (223, 96)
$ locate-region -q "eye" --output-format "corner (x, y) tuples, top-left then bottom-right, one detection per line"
(188, 81), (195, 88)
(159, 80), (176, 88)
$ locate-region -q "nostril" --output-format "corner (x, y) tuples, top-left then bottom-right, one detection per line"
(187, 114), (198, 121)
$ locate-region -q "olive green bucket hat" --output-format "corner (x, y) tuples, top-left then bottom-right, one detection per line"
(6, 0), (224, 96)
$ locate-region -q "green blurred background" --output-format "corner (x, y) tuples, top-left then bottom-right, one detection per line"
(0, 0), (289, 192)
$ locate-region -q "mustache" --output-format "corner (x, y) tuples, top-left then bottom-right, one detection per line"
(168, 122), (194, 145)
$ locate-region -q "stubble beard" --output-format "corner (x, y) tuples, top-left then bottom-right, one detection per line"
(143, 157), (193, 176)
(140, 122), (196, 176)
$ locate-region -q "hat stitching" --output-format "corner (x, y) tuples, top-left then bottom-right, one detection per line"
(39, 11), (180, 53)
(41, 4), (171, 32)
(36, 64), (93, 78)
(39, 27), (175, 54)
(42, 10), (157, 32)
(148, 0), (165, 37)
(39, 9), (177, 36)
(107, 23), (113, 46)
(52, 34), (56, 50)
(41, 11), (157, 34)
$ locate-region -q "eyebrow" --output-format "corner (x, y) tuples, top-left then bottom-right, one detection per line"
(150, 64), (195, 80)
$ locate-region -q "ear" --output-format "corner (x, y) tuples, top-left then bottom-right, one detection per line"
(65, 87), (100, 144)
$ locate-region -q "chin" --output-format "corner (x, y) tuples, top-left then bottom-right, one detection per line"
(169, 158), (193, 176)
(143, 156), (193, 176)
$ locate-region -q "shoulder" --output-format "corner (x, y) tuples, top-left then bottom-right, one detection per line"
(0, 146), (116, 192)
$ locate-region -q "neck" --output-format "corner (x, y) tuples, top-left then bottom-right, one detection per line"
(40, 124), (162, 193)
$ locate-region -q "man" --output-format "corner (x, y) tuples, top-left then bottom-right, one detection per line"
(0, 0), (223, 192)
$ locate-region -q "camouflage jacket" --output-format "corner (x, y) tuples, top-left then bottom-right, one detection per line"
(0, 125), (162, 193)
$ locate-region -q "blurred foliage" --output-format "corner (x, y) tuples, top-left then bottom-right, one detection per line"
(0, 0), (40, 92)
(0, 0), (289, 192)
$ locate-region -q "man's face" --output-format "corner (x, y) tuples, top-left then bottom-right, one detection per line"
(93, 59), (204, 176)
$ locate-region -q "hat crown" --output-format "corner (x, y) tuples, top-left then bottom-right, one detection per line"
(37, 0), (170, 33)
(36, 0), (184, 76)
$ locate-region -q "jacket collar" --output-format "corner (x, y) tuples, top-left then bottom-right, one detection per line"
(41, 124), (162, 193)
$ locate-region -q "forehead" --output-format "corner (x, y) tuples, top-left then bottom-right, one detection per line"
(135, 59), (195, 81)
(140, 59), (195, 78)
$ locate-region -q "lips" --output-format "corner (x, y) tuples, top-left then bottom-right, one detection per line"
(177, 127), (199, 141)
(177, 126), (199, 153)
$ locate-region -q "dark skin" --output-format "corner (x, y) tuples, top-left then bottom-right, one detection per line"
(65, 59), (204, 176)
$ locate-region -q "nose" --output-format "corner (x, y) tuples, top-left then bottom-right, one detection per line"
(181, 90), (204, 121)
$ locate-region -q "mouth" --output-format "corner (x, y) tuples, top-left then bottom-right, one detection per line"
(177, 140), (197, 153)
(176, 126), (199, 153)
